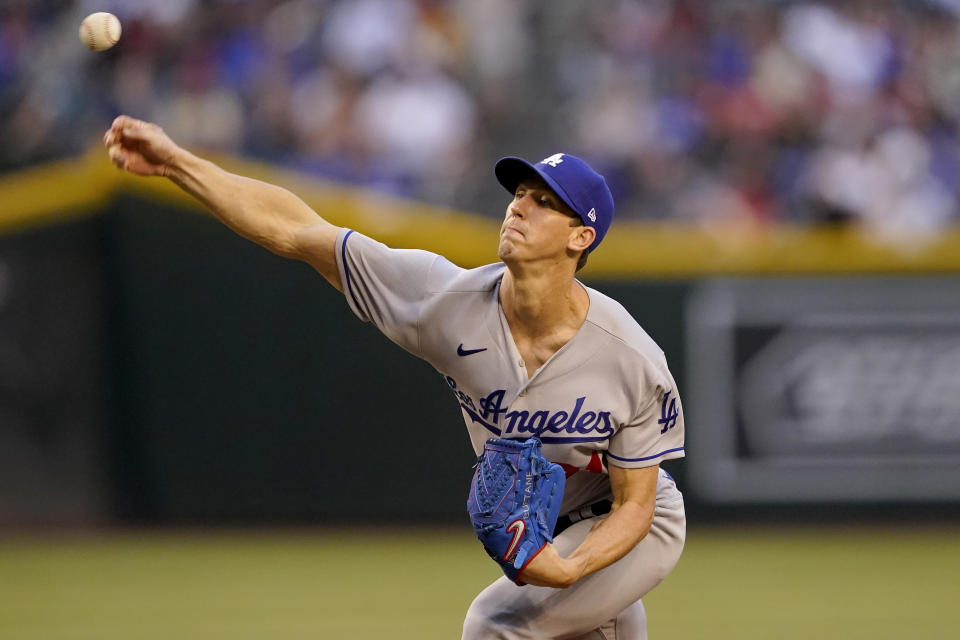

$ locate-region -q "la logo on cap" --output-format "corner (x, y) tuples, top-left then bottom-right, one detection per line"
(540, 153), (565, 167)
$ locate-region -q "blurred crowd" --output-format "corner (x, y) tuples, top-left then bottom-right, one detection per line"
(3, 0), (960, 239)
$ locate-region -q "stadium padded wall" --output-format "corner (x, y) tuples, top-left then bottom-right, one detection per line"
(0, 218), (111, 526)
(103, 198), (475, 523)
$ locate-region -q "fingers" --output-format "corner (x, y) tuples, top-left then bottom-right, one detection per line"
(120, 122), (155, 141)
(111, 114), (140, 132)
(107, 143), (127, 169)
(103, 115), (157, 147)
(104, 115), (136, 147)
(103, 128), (120, 147)
(103, 115), (175, 177)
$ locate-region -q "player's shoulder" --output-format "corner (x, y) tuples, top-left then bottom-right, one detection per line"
(581, 283), (666, 365)
(427, 260), (505, 295)
(340, 229), (501, 293)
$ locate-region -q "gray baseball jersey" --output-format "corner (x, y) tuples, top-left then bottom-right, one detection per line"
(334, 229), (685, 516)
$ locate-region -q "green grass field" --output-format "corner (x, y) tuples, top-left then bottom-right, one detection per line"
(1, 524), (958, 639)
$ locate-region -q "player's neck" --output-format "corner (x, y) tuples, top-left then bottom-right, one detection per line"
(500, 267), (588, 338)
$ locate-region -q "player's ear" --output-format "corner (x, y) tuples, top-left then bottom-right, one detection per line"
(568, 225), (595, 254)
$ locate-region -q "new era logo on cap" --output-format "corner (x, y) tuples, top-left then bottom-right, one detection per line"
(494, 153), (615, 252)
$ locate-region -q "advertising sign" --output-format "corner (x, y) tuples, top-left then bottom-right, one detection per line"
(686, 278), (960, 502)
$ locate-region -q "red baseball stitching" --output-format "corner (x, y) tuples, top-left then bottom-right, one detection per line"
(103, 14), (118, 46)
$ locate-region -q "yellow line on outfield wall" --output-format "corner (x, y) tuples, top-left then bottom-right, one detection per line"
(2, 146), (960, 277)
(0, 146), (119, 230)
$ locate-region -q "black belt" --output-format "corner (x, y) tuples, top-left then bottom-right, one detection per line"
(553, 499), (613, 537)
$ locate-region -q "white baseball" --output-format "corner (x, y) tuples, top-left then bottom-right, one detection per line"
(79, 12), (122, 52)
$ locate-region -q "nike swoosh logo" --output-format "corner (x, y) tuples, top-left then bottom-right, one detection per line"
(457, 344), (488, 357)
(503, 519), (526, 561)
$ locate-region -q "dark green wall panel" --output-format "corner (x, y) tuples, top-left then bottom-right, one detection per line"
(105, 198), (475, 523)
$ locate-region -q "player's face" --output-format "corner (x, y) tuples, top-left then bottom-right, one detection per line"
(498, 179), (585, 265)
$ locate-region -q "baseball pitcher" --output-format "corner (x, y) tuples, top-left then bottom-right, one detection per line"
(104, 115), (686, 639)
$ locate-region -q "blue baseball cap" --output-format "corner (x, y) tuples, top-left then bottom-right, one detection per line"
(494, 153), (615, 252)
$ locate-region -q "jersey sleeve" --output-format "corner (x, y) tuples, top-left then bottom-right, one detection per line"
(606, 368), (686, 469)
(335, 228), (441, 357)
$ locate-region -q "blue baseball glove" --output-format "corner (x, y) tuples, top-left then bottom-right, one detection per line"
(466, 437), (566, 584)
